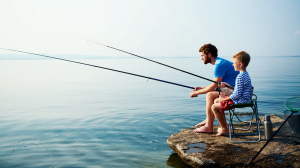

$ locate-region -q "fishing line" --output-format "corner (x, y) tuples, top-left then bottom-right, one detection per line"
(0, 48), (194, 89)
(87, 40), (234, 89)
(248, 96), (300, 165)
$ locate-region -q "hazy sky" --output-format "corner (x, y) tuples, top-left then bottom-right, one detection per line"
(0, 0), (299, 57)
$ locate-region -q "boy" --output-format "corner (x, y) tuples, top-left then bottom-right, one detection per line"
(211, 51), (252, 136)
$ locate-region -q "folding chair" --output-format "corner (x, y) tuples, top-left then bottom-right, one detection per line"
(227, 93), (261, 143)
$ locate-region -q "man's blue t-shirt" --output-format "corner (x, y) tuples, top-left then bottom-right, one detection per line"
(214, 57), (239, 86)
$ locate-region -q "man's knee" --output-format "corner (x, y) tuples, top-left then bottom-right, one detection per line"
(206, 92), (219, 101)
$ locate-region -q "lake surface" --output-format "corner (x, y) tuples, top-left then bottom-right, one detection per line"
(0, 56), (299, 167)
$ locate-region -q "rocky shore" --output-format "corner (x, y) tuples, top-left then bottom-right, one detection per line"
(167, 114), (300, 167)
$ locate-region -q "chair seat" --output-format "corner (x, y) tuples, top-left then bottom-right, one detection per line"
(231, 101), (254, 108)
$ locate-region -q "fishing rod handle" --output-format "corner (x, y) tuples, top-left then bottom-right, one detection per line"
(224, 84), (234, 90)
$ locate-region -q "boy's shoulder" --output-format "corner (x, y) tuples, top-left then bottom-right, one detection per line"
(240, 71), (251, 83)
(237, 71), (251, 81)
(240, 71), (250, 76)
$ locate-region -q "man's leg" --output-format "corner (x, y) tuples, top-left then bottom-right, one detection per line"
(194, 91), (219, 133)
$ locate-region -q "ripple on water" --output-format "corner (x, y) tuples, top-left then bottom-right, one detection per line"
(1, 57), (299, 167)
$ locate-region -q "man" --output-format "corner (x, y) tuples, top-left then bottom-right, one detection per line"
(189, 43), (239, 133)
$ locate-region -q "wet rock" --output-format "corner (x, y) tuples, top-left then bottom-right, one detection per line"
(167, 114), (300, 167)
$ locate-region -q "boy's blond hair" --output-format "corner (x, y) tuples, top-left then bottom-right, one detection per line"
(232, 51), (251, 67)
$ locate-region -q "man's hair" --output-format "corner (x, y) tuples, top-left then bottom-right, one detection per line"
(232, 51), (251, 67)
(199, 43), (218, 57)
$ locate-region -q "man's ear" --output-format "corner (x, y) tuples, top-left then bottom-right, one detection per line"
(207, 52), (212, 58)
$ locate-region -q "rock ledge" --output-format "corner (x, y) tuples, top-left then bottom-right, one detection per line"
(167, 114), (300, 167)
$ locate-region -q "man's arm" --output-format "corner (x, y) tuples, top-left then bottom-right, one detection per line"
(190, 77), (223, 97)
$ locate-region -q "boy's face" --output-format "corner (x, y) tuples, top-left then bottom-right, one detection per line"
(232, 58), (243, 71)
(200, 52), (211, 64)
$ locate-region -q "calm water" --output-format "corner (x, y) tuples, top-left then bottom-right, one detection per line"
(0, 56), (299, 167)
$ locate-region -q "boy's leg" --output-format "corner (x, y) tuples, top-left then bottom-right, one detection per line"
(212, 103), (229, 136)
(215, 98), (228, 127)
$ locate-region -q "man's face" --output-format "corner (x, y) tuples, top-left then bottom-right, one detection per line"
(200, 52), (211, 64)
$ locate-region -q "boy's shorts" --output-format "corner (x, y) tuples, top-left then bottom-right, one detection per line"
(220, 96), (235, 111)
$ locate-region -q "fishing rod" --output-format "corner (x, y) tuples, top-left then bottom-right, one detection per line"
(0, 48), (194, 90)
(88, 40), (234, 89)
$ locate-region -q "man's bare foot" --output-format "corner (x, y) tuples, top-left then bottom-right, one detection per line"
(193, 126), (213, 133)
(216, 127), (229, 136)
(195, 120), (206, 127)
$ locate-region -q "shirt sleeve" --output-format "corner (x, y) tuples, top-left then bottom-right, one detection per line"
(229, 75), (244, 102)
(214, 62), (226, 78)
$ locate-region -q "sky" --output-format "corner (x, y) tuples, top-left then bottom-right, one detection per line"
(0, 0), (300, 57)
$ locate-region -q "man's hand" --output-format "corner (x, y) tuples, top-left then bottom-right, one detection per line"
(190, 86), (202, 98)
(190, 91), (199, 98)
(193, 86), (202, 91)
(219, 82), (231, 88)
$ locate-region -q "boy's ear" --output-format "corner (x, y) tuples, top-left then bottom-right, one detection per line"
(240, 62), (244, 68)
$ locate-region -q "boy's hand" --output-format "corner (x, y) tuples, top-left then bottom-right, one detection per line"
(220, 92), (226, 98)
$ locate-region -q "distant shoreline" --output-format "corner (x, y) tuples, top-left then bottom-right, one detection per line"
(0, 54), (299, 60)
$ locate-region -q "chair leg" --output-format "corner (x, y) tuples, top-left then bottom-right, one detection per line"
(228, 105), (261, 143)
(232, 106), (256, 131)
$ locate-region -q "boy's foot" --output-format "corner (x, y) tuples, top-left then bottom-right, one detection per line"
(216, 127), (229, 136)
(193, 126), (213, 133)
(195, 120), (206, 127)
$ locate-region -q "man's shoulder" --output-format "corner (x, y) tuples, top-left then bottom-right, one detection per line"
(215, 57), (234, 69)
(215, 57), (232, 64)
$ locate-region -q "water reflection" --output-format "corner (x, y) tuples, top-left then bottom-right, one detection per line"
(185, 143), (207, 153)
(167, 153), (193, 168)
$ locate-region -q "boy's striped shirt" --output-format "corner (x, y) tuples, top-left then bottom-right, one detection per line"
(229, 71), (252, 104)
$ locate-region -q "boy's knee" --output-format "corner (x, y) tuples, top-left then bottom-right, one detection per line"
(211, 104), (216, 111)
(214, 98), (220, 104)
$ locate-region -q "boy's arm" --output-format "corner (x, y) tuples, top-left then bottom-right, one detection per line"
(221, 96), (232, 101)
(229, 76), (243, 100)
